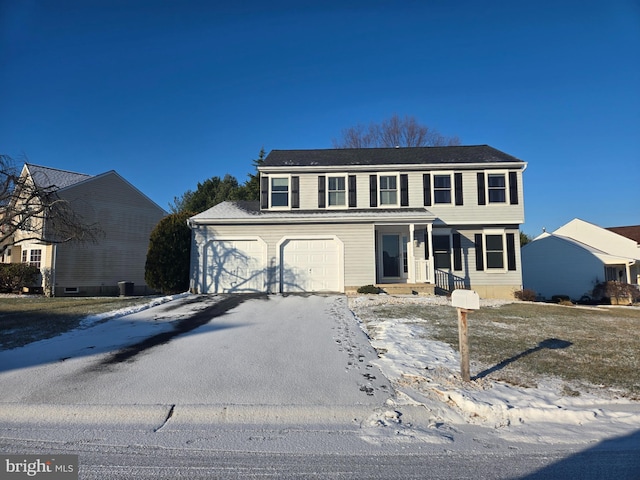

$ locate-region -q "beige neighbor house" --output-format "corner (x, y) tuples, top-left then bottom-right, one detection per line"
(188, 145), (527, 299)
(1, 164), (166, 296)
(522, 218), (640, 301)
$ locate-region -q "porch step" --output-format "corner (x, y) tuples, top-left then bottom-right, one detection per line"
(376, 283), (436, 296)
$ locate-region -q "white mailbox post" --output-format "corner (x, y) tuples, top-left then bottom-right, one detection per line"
(451, 289), (480, 382)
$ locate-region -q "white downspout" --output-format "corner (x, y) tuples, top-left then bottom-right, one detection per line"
(408, 223), (415, 283)
(51, 244), (57, 297)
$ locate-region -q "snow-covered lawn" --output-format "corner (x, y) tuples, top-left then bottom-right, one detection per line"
(349, 294), (640, 446)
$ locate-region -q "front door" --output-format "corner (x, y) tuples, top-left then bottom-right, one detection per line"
(380, 234), (408, 282)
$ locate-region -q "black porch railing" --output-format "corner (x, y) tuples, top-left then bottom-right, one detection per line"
(434, 269), (469, 294)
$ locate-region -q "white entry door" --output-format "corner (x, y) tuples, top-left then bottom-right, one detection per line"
(280, 238), (342, 292)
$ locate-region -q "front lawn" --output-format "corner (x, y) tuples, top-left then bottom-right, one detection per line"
(351, 297), (640, 399)
(0, 296), (158, 350)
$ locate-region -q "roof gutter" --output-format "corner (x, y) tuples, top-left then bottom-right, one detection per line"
(259, 161), (528, 174)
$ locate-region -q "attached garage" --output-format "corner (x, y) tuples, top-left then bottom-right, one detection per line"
(202, 238), (267, 293)
(279, 237), (343, 293)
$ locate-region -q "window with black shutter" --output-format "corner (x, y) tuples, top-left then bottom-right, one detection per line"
(506, 233), (517, 270)
(348, 175), (357, 207)
(291, 176), (300, 209)
(423, 174), (431, 206)
(509, 172), (519, 205)
(453, 233), (462, 271)
(260, 176), (269, 209)
(477, 173), (486, 205)
(475, 233), (484, 270)
(318, 176), (326, 208)
(400, 174), (409, 206)
(369, 175), (377, 207)
(454, 173), (463, 205)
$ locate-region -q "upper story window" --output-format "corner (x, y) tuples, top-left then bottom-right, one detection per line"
(379, 175), (398, 205)
(487, 174), (506, 203)
(477, 171), (519, 206)
(433, 174), (452, 204)
(270, 177), (289, 208)
(328, 176), (346, 206)
(423, 172), (463, 206)
(370, 174), (408, 208)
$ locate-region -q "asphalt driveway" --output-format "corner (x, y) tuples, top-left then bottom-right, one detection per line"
(0, 295), (392, 410)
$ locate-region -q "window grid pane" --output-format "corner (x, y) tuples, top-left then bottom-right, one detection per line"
(328, 177), (346, 206)
(487, 174), (506, 203)
(380, 176), (398, 205)
(486, 234), (504, 268)
(271, 177), (289, 207)
(433, 175), (452, 204)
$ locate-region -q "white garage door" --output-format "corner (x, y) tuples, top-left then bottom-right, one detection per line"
(203, 239), (266, 293)
(281, 238), (342, 293)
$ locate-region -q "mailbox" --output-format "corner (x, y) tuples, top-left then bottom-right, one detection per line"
(451, 289), (480, 310)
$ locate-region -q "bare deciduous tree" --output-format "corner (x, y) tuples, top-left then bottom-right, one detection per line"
(0, 155), (102, 247)
(333, 114), (460, 148)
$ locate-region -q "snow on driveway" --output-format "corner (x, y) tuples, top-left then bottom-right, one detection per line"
(0, 294), (391, 409)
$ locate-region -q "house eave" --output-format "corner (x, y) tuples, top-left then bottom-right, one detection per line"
(259, 161), (527, 174)
(189, 209), (437, 227)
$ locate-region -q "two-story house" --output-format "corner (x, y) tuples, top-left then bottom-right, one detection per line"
(1, 164), (166, 296)
(188, 145), (526, 298)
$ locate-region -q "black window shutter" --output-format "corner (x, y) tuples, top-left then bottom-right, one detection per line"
(506, 233), (517, 271)
(423, 174), (431, 206)
(260, 175), (269, 209)
(453, 233), (462, 271)
(400, 174), (409, 206)
(477, 173), (486, 205)
(369, 175), (377, 207)
(291, 176), (300, 209)
(509, 172), (519, 205)
(475, 233), (484, 271)
(454, 173), (463, 206)
(348, 175), (357, 207)
(318, 176), (326, 208)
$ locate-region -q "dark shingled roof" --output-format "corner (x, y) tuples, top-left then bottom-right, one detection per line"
(607, 225), (640, 244)
(25, 164), (93, 190)
(263, 145), (524, 168)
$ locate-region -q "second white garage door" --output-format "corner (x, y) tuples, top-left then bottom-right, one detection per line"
(280, 238), (342, 293)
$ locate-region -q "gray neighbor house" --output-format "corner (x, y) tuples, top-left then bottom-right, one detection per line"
(188, 145), (527, 299)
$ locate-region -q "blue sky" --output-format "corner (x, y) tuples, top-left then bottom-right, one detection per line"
(1, 0), (638, 235)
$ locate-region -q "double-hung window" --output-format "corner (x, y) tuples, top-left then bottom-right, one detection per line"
(327, 176), (346, 206)
(379, 175), (398, 205)
(433, 174), (452, 204)
(487, 174), (506, 203)
(270, 177), (289, 207)
(485, 234), (504, 269)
